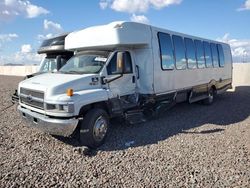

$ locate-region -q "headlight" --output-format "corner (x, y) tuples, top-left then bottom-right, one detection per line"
(45, 103), (74, 113)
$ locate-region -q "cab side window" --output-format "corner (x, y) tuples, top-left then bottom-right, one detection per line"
(107, 51), (133, 75)
(107, 53), (117, 75)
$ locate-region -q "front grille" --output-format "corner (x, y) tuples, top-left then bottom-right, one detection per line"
(20, 88), (44, 99)
(20, 96), (44, 109)
(20, 87), (44, 110)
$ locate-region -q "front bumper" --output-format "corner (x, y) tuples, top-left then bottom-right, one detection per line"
(11, 89), (19, 103)
(18, 105), (78, 137)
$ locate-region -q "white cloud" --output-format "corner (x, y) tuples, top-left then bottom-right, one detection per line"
(237, 0), (250, 11)
(217, 33), (250, 62)
(12, 51), (43, 65)
(21, 44), (32, 53)
(37, 33), (54, 40)
(0, 0), (49, 21)
(26, 3), (49, 18)
(149, 0), (182, 9)
(246, 0), (250, 9)
(100, 0), (110, 9)
(0, 33), (18, 51)
(44, 19), (63, 32)
(130, 14), (149, 24)
(0, 33), (18, 42)
(2, 10), (10, 15)
(37, 20), (63, 43)
(100, 0), (182, 13)
(111, 0), (149, 13)
(0, 44), (44, 65)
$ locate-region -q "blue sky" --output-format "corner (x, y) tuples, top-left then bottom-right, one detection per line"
(0, 0), (250, 64)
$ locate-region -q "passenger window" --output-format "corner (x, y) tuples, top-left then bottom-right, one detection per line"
(184, 38), (197, 69)
(173, 35), (187, 70)
(158, 33), (174, 70)
(211, 43), (219, 67)
(107, 52), (133, 75)
(203, 41), (213, 68)
(194, 40), (205, 68)
(217, 44), (225, 67)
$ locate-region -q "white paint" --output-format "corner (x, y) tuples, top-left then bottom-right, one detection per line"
(65, 21), (152, 50)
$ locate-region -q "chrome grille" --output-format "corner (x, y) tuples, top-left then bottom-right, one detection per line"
(20, 87), (44, 109)
(20, 88), (44, 99)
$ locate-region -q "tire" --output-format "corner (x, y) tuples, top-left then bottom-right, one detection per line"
(79, 108), (109, 148)
(203, 88), (215, 105)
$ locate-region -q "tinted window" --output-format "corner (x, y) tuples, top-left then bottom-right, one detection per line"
(203, 41), (213, 68)
(217, 44), (225, 67)
(173, 35), (187, 70)
(211, 43), (219, 67)
(40, 35), (65, 47)
(184, 38), (197, 69)
(158, 33), (174, 70)
(194, 40), (205, 68)
(107, 52), (133, 75)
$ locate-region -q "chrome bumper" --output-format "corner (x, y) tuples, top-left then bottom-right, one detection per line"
(18, 105), (78, 137)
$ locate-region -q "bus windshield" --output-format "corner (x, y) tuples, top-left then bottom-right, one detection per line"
(39, 57), (57, 72)
(59, 51), (109, 74)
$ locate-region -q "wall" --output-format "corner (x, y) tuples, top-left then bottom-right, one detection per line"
(232, 63), (250, 86)
(0, 66), (38, 76)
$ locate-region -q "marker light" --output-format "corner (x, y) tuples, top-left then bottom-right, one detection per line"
(66, 88), (74, 96)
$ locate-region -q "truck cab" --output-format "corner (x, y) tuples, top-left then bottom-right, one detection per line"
(28, 33), (74, 78)
(17, 49), (138, 148)
(12, 33), (73, 102)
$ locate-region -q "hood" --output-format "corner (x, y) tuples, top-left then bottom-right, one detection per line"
(19, 73), (101, 97)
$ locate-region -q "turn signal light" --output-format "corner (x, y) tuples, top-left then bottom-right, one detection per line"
(66, 88), (74, 96)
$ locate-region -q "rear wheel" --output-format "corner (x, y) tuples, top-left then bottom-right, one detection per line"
(203, 88), (215, 105)
(79, 108), (109, 148)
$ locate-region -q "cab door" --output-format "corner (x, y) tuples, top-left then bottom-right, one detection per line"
(105, 51), (136, 99)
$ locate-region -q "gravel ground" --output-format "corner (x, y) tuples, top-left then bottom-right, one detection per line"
(0, 75), (249, 187)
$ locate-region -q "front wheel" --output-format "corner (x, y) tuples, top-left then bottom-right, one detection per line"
(79, 108), (109, 148)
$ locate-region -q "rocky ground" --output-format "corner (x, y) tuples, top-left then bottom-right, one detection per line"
(0, 75), (249, 187)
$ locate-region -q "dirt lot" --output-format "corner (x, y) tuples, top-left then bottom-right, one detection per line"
(0, 75), (249, 187)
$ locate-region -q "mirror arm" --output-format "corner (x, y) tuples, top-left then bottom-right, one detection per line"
(103, 74), (123, 84)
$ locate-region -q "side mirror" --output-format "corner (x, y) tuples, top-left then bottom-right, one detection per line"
(116, 52), (124, 74)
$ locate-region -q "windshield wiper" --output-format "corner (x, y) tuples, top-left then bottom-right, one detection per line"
(59, 70), (82, 74)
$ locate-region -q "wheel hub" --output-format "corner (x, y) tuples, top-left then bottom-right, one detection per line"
(93, 116), (108, 142)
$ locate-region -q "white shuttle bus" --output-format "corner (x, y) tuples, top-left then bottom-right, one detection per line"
(17, 22), (232, 148)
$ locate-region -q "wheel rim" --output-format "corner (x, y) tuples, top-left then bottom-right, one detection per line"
(93, 116), (108, 142)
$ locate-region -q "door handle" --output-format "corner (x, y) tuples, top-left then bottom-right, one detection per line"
(136, 65), (140, 79)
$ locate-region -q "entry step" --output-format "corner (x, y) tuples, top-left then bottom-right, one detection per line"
(125, 110), (147, 124)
